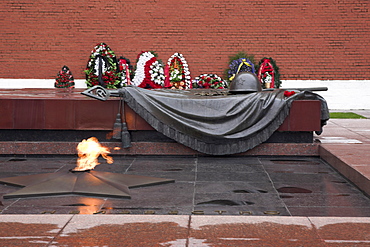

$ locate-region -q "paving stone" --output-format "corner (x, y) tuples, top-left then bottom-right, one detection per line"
(0, 156), (369, 216)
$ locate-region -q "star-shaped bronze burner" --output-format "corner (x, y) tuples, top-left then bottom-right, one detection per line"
(0, 170), (174, 199)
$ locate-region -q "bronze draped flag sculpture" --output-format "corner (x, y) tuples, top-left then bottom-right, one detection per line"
(83, 86), (329, 155)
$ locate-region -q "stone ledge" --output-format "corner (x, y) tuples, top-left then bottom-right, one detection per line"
(319, 145), (370, 196)
(0, 141), (319, 156)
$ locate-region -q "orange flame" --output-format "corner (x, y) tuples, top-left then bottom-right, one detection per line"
(73, 137), (113, 171)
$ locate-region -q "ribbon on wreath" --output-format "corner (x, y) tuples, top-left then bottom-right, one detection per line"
(164, 64), (171, 88)
(229, 58), (253, 81)
(97, 55), (105, 86)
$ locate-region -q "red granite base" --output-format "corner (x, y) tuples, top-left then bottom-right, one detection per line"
(0, 88), (321, 132)
(0, 141), (319, 156)
(0, 88), (323, 157)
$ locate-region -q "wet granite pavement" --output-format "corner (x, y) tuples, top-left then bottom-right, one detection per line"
(1, 155), (369, 217)
(0, 156), (370, 246)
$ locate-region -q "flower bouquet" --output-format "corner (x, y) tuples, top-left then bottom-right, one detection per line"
(192, 74), (227, 89)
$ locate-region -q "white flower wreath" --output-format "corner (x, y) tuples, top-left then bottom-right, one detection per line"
(132, 51), (155, 86)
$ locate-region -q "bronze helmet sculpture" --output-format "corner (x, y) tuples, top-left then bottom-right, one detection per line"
(229, 72), (262, 94)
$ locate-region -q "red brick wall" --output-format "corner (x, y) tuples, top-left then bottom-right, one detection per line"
(1, 0), (369, 80)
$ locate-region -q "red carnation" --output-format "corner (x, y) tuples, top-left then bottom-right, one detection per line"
(284, 91), (295, 97)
